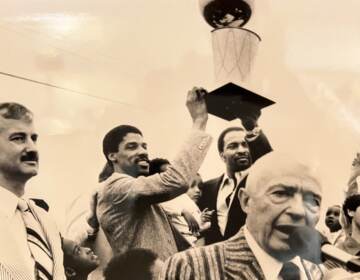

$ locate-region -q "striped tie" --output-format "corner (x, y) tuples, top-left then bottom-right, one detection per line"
(18, 199), (54, 280)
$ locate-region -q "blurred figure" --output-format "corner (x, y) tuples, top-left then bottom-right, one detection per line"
(148, 158), (170, 175)
(346, 153), (360, 197)
(161, 173), (214, 245)
(103, 249), (163, 280)
(324, 205), (345, 245)
(62, 238), (100, 280)
(338, 194), (360, 255)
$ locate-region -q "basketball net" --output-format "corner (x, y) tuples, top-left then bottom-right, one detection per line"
(212, 27), (261, 83)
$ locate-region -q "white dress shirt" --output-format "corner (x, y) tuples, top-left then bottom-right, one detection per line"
(244, 226), (308, 280)
(216, 171), (248, 235)
(0, 187), (35, 280)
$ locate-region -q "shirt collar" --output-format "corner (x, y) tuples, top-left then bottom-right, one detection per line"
(0, 186), (22, 218)
(244, 226), (306, 280)
(221, 169), (249, 189)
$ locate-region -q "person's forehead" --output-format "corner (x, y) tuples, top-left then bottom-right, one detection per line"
(223, 130), (246, 143)
(326, 206), (340, 214)
(0, 118), (35, 134)
(263, 175), (322, 196)
(122, 132), (144, 143)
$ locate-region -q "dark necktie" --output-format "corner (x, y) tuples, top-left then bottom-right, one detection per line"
(279, 262), (301, 280)
(225, 177), (238, 207)
(18, 199), (54, 280)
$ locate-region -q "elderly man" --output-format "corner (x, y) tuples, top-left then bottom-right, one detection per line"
(96, 88), (212, 261)
(160, 152), (327, 280)
(0, 103), (65, 279)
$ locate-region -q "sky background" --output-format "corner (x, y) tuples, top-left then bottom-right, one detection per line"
(0, 0), (359, 228)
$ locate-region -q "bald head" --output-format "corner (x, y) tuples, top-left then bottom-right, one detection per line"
(239, 152), (322, 261)
(245, 152), (322, 196)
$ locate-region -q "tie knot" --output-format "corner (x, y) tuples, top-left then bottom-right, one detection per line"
(279, 262), (300, 280)
(18, 199), (29, 212)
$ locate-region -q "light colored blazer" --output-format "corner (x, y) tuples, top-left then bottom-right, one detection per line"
(0, 200), (65, 280)
(97, 129), (212, 261)
(160, 227), (324, 280)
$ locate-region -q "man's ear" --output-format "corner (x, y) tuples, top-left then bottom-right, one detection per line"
(348, 210), (355, 218)
(238, 188), (251, 214)
(220, 152), (225, 162)
(107, 153), (117, 163)
(65, 267), (77, 278)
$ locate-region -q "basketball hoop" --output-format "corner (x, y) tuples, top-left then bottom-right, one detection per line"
(211, 27), (261, 83)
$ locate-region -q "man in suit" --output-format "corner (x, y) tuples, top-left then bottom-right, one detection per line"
(160, 152), (327, 280)
(96, 88), (212, 260)
(199, 123), (272, 244)
(0, 102), (65, 280)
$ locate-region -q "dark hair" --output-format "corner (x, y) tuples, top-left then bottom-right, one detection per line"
(0, 102), (33, 121)
(104, 249), (158, 280)
(98, 162), (115, 183)
(101, 125), (142, 179)
(343, 194), (360, 224)
(149, 158), (170, 175)
(217, 127), (245, 153)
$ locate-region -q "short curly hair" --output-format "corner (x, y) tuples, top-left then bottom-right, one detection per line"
(343, 194), (360, 224)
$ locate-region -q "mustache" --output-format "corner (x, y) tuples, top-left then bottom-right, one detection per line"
(234, 152), (250, 159)
(134, 155), (149, 163)
(20, 151), (39, 162)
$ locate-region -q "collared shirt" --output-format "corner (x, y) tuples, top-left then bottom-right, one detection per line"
(0, 186), (35, 279)
(217, 170), (248, 235)
(244, 226), (307, 280)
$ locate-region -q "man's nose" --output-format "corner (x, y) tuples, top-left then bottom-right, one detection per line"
(25, 138), (37, 152)
(287, 194), (306, 219)
(236, 145), (248, 154)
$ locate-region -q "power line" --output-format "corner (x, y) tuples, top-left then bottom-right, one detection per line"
(0, 70), (133, 106)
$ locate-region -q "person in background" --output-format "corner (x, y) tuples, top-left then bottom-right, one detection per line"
(103, 249), (163, 280)
(62, 238), (100, 280)
(198, 123), (272, 245)
(323, 205), (345, 245)
(148, 158), (170, 175)
(337, 194), (360, 255)
(346, 153), (360, 197)
(161, 173), (214, 245)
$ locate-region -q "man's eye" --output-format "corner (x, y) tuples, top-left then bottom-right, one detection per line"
(126, 144), (137, 150)
(304, 194), (320, 208)
(11, 136), (25, 143)
(269, 190), (292, 203)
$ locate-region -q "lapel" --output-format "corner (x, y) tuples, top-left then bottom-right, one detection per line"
(223, 228), (324, 280)
(28, 201), (65, 280)
(207, 175), (224, 210)
(224, 228), (266, 280)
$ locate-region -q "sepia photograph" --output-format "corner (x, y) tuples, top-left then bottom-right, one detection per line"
(0, 0), (360, 279)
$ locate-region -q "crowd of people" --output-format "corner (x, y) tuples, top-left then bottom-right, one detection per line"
(0, 88), (359, 280)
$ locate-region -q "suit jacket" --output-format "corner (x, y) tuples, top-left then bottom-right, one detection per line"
(97, 129), (212, 261)
(0, 200), (65, 280)
(160, 228), (324, 280)
(199, 131), (272, 244)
